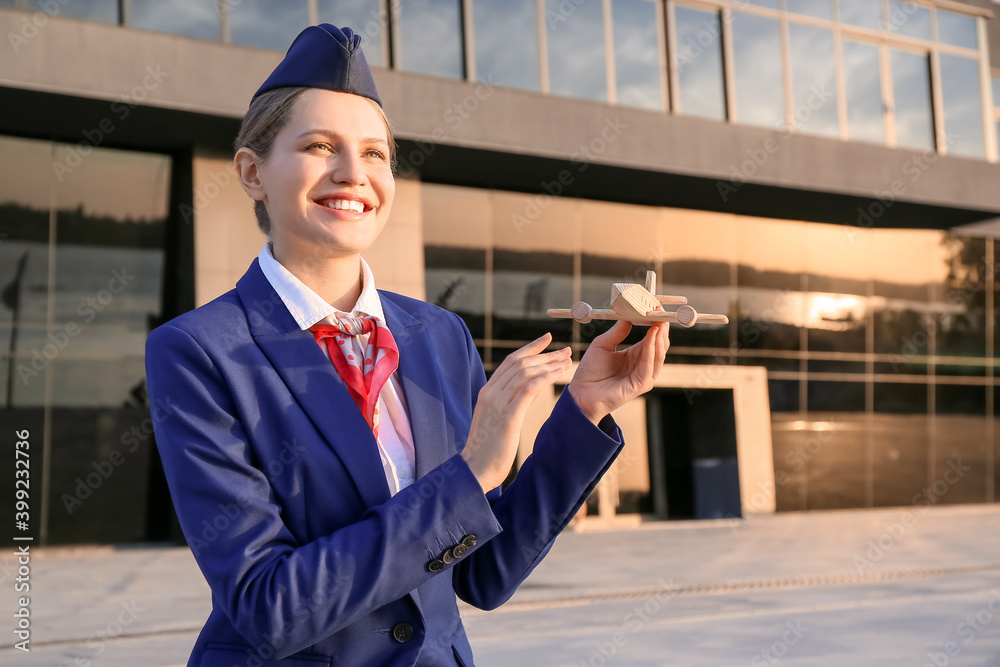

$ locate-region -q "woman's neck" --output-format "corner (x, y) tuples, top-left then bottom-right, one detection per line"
(270, 239), (363, 312)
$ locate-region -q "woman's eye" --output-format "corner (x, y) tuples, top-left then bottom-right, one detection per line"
(365, 149), (387, 160)
(307, 142), (331, 151)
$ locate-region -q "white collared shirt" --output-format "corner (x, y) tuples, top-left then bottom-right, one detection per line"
(257, 242), (416, 496)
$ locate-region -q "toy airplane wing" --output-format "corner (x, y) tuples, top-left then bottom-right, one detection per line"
(547, 271), (729, 328)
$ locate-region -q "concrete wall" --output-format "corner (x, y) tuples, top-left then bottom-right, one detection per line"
(3, 7), (999, 218)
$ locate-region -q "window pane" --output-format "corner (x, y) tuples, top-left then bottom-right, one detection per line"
(546, 0), (607, 102)
(472, 0), (539, 90)
(837, 0), (882, 30)
(788, 24), (839, 137)
(787, 0), (831, 20)
(612, 0), (662, 110)
(993, 78), (1000, 108)
(746, 0), (779, 8)
(674, 5), (725, 120)
(936, 9), (977, 49)
(939, 54), (985, 159)
(29, 0), (118, 23)
(732, 13), (784, 128)
(842, 40), (884, 143)
(399, 0), (464, 79)
(891, 49), (934, 151)
(422, 184), (490, 340)
(230, 0), (309, 51)
(887, 1), (931, 41)
(317, 0), (385, 67)
(131, 0), (219, 41)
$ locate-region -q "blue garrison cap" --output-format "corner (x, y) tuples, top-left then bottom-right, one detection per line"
(251, 24), (381, 106)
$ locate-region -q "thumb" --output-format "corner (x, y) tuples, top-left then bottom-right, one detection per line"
(593, 318), (632, 350)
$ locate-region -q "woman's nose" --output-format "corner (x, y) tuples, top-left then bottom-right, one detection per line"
(329, 151), (367, 185)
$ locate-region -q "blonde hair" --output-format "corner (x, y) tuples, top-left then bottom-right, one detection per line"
(233, 87), (397, 236)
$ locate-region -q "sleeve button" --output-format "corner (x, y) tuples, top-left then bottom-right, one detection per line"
(441, 548), (455, 564)
(461, 534), (477, 549)
(392, 622), (414, 643)
(428, 559), (445, 573)
(452, 543), (467, 558)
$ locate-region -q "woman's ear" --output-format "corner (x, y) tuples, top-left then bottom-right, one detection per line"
(234, 147), (266, 201)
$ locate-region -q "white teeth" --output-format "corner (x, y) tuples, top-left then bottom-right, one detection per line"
(323, 199), (365, 213)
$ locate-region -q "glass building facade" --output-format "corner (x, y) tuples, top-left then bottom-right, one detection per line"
(5, 0), (993, 160)
(0, 135), (172, 544)
(0, 0), (998, 542)
(424, 182), (999, 513)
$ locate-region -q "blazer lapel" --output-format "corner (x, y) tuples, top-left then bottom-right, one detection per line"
(236, 259), (390, 509)
(378, 292), (450, 480)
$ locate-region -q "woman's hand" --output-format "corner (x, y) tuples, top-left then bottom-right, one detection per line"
(461, 333), (572, 492)
(567, 320), (670, 425)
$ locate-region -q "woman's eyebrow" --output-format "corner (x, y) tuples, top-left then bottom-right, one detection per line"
(297, 128), (388, 146)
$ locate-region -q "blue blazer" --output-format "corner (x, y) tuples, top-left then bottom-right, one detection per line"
(144, 258), (625, 667)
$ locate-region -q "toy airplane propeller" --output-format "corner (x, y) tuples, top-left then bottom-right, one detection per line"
(547, 271), (729, 328)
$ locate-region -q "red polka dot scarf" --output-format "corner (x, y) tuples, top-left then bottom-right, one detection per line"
(309, 315), (399, 439)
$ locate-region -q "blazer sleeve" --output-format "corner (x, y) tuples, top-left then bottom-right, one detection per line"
(449, 313), (625, 610)
(145, 324), (503, 659)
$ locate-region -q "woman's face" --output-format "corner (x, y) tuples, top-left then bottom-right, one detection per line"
(257, 88), (395, 262)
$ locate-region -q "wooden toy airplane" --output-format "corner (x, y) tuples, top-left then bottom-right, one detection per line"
(547, 271), (729, 328)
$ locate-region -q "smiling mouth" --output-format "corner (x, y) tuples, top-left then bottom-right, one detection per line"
(316, 199), (370, 214)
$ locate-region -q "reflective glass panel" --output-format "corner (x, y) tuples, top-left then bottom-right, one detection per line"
(936, 235), (987, 357)
(746, 0), (779, 8)
(229, 0), (309, 51)
(993, 78), (1000, 108)
(804, 223), (868, 354)
(934, 384), (988, 504)
(0, 136), (53, 408)
(891, 49), (934, 151)
(939, 54), (985, 159)
(491, 192), (575, 349)
(612, 0), (662, 110)
(842, 40), (884, 144)
(546, 0), (607, 101)
(580, 201), (660, 348)
(29, 0), (118, 23)
(398, 0), (464, 79)
(131, 0), (219, 41)
(732, 12), (785, 128)
(936, 9), (977, 49)
(736, 217), (805, 351)
(422, 184), (490, 340)
(872, 383), (929, 507)
(787, 0), (831, 20)
(837, 0), (882, 30)
(674, 5), (726, 120)
(788, 24), (839, 137)
(887, 1), (931, 40)
(317, 0), (385, 67)
(472, 0), (539, 90)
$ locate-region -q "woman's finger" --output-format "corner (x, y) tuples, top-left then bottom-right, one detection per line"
(490, 332), (555, 386)
(499, 354), (572, 400)
(591, 318), (632, 351)
(495, 346), (571, 393)
(510, 361), (572, 413)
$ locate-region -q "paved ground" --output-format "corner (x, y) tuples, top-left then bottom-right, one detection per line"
(3, 504), (1000, 666)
